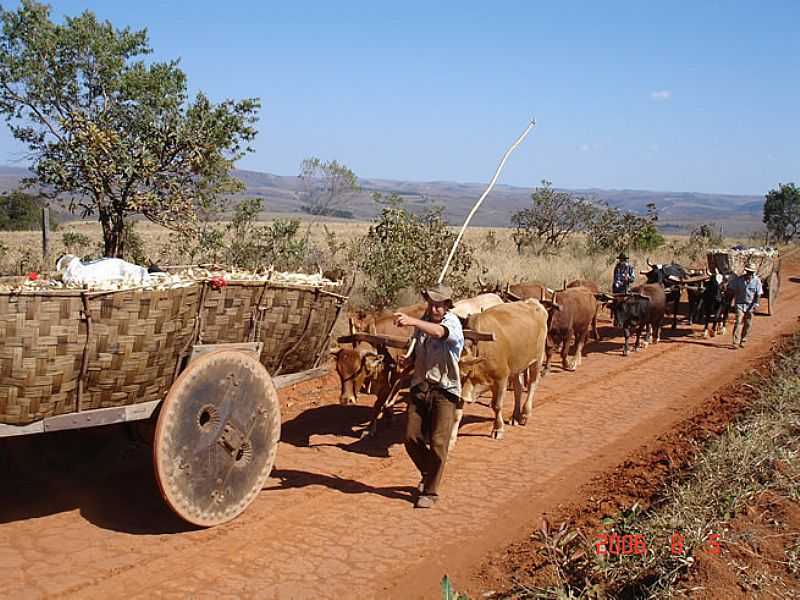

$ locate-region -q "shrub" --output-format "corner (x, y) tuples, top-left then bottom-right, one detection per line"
(0, 191), (57, 231)
(586, 203), (664, 255)
(358, 195), (473, 308)
(682, 223), (724, 261)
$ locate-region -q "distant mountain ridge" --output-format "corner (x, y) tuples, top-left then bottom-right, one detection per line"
(0, 165), (765, 233)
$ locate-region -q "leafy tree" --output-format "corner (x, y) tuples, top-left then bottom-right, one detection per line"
(0, 190), (56, 230)
(763, 182), (800, 243)
(358, 194), (473, 309)
(298, 157), (359, 218)
(585, 203), (664, 255)
(0, 1), (259, 257)
(511, 180), (596, 255)
(681, 223), (723, 261)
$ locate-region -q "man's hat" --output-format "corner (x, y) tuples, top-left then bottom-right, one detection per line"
(617, 252), (629, 261)
(744, 263), (757, 273)
(421, 283), (454, 304)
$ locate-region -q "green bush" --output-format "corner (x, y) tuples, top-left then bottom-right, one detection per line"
(586, 203), (664, 255)
(0, 191), (57, 231)
(358, 195), (473, 308)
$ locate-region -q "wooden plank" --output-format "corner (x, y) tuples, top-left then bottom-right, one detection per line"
(337, 333), (411, 349)
(463, 330), (495, 342)
(189, 342), (263, 363)
(0, 399), (161, 438)
(272, 367), (327, 390)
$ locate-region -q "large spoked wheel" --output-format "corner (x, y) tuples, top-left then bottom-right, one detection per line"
(153, 350), (280, 527)
(767, 271), (780, 316)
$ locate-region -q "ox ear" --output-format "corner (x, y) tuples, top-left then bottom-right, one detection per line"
(330, 347), (342, 357)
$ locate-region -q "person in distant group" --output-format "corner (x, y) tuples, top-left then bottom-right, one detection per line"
(729, 263), (763, 348)
(612, 252), (635, 294)
(394, 283), (464, 509)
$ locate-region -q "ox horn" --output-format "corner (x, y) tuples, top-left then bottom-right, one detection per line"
(348, 317), (357, 335)
(646, 256), (654, 268)
(477, 274), (487, 289)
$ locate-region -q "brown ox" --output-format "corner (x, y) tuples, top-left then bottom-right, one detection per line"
(541, 287), (597, 373)
(331, 302), (426, 436)
(566, 279), (602, 341)
(477, 276), (554, 302)
(458, 299), (548, 443)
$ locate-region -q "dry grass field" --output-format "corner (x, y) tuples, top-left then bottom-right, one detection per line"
(0, 218), (761, 307)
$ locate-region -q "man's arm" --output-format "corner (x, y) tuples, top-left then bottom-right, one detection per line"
(394, 313), (447, 339)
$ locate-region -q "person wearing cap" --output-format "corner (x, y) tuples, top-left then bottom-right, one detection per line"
(611, 252), (635, 326)
(612, 252), (635, 295)
(728, 263), (763, 348)
(394, 283), (464, 508)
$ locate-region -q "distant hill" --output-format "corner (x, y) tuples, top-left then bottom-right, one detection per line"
(0, 166), (765, 233)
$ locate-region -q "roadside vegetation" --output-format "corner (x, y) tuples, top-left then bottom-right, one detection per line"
(482, 332), (800, 599)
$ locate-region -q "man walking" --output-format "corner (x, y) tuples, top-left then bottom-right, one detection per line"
(729, 263), (763, 348)
(612, 252), (635, 294)
(394, 283), (464, 508)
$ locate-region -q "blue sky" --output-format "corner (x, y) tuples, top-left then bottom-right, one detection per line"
(1, 1), (798, 195)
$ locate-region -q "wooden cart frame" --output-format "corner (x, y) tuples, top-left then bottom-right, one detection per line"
(707, 250), (781, 315)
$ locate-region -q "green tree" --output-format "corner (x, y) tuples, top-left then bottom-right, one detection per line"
(358, 195), (473, 309)
(511, 180), (596, 255)
(298, 157), (360, 218)
(763, 182), (800, 243)
(585, 203), (664, 255)
(0, 190), (56, 230)
(0, 1), (259, 257)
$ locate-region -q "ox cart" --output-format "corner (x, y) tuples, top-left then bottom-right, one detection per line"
(0, 275), (349, 526)
(707, 248), (780, 315)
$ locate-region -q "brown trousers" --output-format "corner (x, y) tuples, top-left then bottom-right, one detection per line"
(404, 383), (459, 496)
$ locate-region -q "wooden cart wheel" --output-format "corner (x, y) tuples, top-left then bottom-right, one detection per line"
(153, 350), (280, 527)
(767, 271), (780, 316)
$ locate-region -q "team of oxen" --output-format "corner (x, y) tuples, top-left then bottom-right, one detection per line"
(331, 260), (737, 445)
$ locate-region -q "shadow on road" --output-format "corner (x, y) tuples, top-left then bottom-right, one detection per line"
(269, 468), (417, 504)
(0, 425), (192, 534)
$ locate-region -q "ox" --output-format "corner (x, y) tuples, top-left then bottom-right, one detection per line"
(610, 283), (666, 356)
(451, 292), (505, 322)
(478, 276), (554, 302)
(331, 302), (426, 436)
(641, 259), (704, 328)
(699, 271), (735, 338)
(566, 279), (602, 341)
(458, 299), (548, 442)
(541, 286), (597, 373)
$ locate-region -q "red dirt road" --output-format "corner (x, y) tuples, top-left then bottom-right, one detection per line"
(2, 259), (799, 599)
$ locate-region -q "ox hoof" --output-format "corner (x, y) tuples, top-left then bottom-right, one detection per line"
(491, 429), (505, 440)
(517, 415), (529, 426)
(360, 428), (375, 440)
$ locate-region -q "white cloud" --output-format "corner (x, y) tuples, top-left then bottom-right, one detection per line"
(650, 90), (672, 101)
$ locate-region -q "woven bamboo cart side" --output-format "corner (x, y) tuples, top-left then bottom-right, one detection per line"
(197, 281), (346, 376)
(0, 285), (202, 425)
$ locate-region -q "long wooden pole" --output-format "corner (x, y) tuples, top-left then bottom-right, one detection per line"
(41, 207), (50, 271)
(437, 119), (535, 284)
(404, 119), (536, 359)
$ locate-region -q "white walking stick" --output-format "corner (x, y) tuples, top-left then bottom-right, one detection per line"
(404, 119), (536, 359)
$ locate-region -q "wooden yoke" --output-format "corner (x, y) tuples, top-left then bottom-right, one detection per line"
(336, 329), (495, 349)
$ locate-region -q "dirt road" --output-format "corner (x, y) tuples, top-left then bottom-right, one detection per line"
(2, 259), (799, 599)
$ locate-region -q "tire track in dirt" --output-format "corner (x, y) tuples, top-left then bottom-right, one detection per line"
(1, 258), (799, 599)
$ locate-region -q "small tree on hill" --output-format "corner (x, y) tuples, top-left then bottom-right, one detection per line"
(510, 180), (596, 255)
(763, 182), (800, 243)
(0, 1), (259, 257)
(0, 190), (56, 230)
(298, 157), (360, 218)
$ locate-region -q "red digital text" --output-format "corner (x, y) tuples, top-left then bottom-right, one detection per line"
(595, 532), (720, 557)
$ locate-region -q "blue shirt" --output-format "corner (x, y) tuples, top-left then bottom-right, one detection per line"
(411, 311), (464, 398)
(729, 274), (763, 310)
